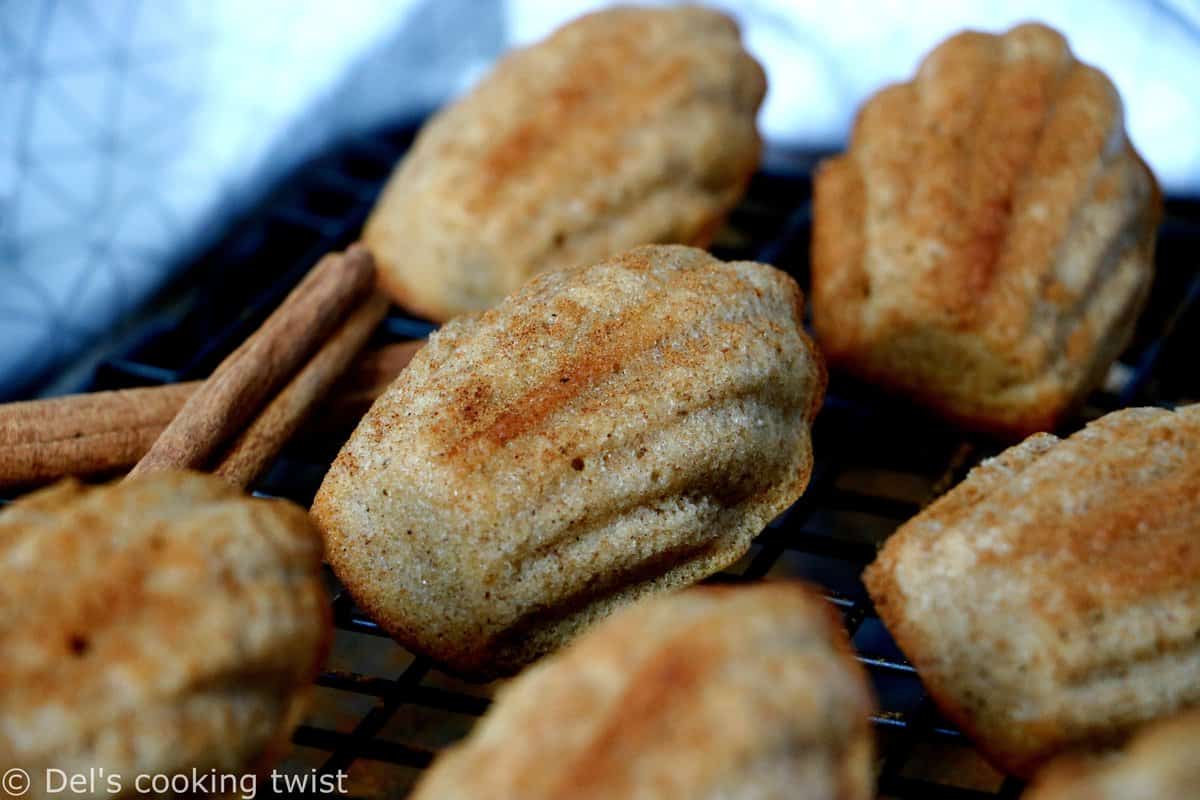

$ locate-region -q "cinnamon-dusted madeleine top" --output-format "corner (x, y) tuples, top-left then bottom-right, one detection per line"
(813, 22), (1160, 437)
(1023, 710), (1200, 799)
(363, 5), (766, 322)
(410, 583), (876, 800)
(864, 404), (1200, 777)
(0, 472), (330, 799)
(312, 245), (826, 679)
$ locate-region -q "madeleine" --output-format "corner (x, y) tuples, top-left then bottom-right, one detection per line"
(312, 245), (825, 678)
(813, 23), (1160, 436)
(364, 5), (766, 321)
(865, 405), (1200, 776)
(411, 583), (875, 800)
(0, 472), (330, 793)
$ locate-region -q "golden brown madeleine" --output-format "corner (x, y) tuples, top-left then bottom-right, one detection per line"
(0, 472), (330, 799)
(813, 23), (1161, 437)
(363, 5), (766, 322)
(864, 405), (1200, 777)
(410, 583), (875, 800)
(1023, 710), (1200, 799)
(312, 245), (826, 678)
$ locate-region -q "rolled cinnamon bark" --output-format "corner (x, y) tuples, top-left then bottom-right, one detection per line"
(0, 340), (423, 489)
(0, 383), (196, 487)
(128, 246), (376, 479)
(213, 292), (390, 488)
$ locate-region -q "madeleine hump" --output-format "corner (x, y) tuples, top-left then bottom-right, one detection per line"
(812, 23), (1161, 437)
(864, 404), (1200, 777)
(410, 583), (875, 800)
(363, 5), (766, 322)
(312, 245), (826, 679)
(0, 472), (331, 799)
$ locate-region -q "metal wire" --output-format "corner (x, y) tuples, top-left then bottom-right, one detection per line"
(5, 120), (1198, 797)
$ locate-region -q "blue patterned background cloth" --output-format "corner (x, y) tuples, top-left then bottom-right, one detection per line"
(2, 0), (1198, 400)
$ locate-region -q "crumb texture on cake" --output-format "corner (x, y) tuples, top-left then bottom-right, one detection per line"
(0, 471), (330, 798)
(312, 244), (826, 678)
(865, 404), (1200, 777)
(409, 583), (876, 800)
(813, 22), (1161, 436)
(364, 5), (766, 321)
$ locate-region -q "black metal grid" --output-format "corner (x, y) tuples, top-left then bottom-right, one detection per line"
(5, 120), (1199, 798)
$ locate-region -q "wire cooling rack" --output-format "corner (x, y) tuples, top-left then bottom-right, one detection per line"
(5, 120), (1199, 798)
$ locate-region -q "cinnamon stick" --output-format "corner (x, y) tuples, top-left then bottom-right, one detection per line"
(0, 340), (424, 488)
(127, 246), (376, 479)
(0, 383), (196, 487)
(213, 292), (390, 488)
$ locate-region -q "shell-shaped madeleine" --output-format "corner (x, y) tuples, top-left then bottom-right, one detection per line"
(363, 5), (766, 322)
(0, 472), (330, 791)
(864, 404), (1200, 777)
(312, 245), (826, 678)
(410, 583), (876, 800)
(813, 23), (1161, 437)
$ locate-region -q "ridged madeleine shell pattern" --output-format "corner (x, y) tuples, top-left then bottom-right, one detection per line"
(865, 405), (1200, 777)
(312, 245), (826, 678)
(410, 583), (875, 800)
(813, 23), (1161, 436)
(363, 5), (766, 322)
(0, 472), (330, 798)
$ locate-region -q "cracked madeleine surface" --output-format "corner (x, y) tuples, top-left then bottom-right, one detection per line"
(864, 404), (1200, 777)
(364, 5), (766, 322)
(312, 245), (825, 679)
(0, 472), (330, 797)
(410, 583), (875, 800)
(813, 23), (1160, 437)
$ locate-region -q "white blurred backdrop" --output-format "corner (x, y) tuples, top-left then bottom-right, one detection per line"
(2, 0), (1197, 398)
